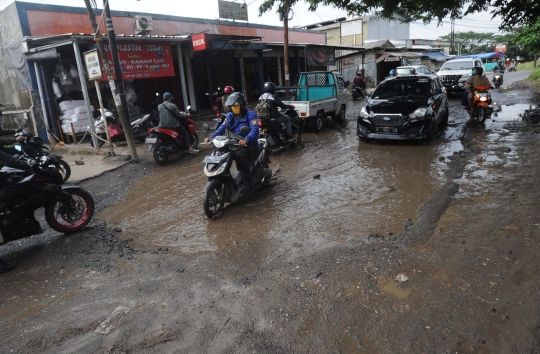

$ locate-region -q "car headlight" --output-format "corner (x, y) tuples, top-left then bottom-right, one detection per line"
(461, 74), (469, 78)
(359, 106), (369, 119)
(409, 108), (427, 121)
(213, 138), (227, 148)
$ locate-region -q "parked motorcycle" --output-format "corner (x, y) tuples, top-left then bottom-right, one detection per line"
(352, 86), (366, 101)
(469, 85), (494, 123)
(90, 109), (152, 148)
(492, 70), (504, 88)
(12, 129), (71, 183)
(202, 127), (272, 219)
(145, 106), (199, 165)
(259, 107), (301, 152)
(0, 155), (95, 246)
(205, 87), (224, 111)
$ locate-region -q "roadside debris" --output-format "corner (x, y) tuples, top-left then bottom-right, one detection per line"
(75, 160), (85, 165)
(313, 174), (321, 179)
(520, 108), (540, 123)
(395, 274), (409, 283)
(94, 306), (131, 335)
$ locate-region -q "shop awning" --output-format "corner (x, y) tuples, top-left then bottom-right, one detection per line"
(375, 51), (424, 64)
(454, 52), (506, 59)
(421, 51), (450, 62)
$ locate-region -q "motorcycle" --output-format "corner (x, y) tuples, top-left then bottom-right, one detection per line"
(492, 70), (504, 88)
(352, 86), (366, 101)
(212, 113), (227, 132)
(202, 127), (272, 219)
(12, 129), (71, 183)
(205, 87), (224, 111)
(145, 106), (199, 165)
(259, 107), (301, 152)
(90, 109), (152, 148)
(0, 155), (95, 246)
(469, 85), (494, 123)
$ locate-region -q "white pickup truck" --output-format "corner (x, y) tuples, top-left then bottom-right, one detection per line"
(283, 71), (349, 131)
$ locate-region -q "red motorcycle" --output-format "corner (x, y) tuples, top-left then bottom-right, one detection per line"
(145, 106), (199, 165)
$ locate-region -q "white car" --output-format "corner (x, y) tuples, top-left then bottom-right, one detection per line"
(436, 58), (486, 93)
(396, 65), (432, 75)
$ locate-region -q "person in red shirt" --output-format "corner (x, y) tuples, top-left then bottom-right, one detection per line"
(353, 72), (366, 89)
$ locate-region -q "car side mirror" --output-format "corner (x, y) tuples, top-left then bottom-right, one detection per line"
(435, 68), (440, 72)
(239, 126), (250, 135)
(433, 88), (443, 95)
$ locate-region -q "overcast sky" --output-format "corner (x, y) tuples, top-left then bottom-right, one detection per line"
(0, 0), (506, 40)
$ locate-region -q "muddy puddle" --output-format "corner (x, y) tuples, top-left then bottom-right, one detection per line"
(491, 103), (537, 122)
(100, 114), (466, 272)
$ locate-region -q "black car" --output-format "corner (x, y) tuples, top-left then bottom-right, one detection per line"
(357, 74), (449, 140)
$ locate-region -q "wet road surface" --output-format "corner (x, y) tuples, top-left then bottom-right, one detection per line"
(2, 77), (540, 353)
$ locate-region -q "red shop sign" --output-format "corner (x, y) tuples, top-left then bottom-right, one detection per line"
(95, 41), (175, 80)
(192, 33), (208, 52)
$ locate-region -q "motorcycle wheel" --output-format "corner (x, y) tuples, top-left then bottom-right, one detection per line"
(89, 134), (105, 148)
(203, 180), (225, 219)
(45, 188), (95, 233)
(293, 130), (302, 147)
(191, 132), (199, 149)
(495, 83), (500, 89)
(152, 141), (170, 165)
(478, 107), (487, 123)
(58, 159), (71, 183)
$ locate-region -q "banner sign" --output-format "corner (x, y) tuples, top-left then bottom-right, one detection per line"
(218, 0), (248, 21)
(307, 46), (336, 67)
(495, 44), (507, 53)
(83, 49), (102, 80)
(340, 20), (362, 37)
(384, 56), (400, 62)
(93, 41), (174, 80)
(192, 33), (209, 52)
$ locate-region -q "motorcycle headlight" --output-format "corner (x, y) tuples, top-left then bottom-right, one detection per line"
(409, 108), (427, 120)
(480, 97), (488, 102)
(204, 161), (228, 177)
(495, 75), (500, 79)
(359, 106), (370, 119)
(213, 138), (227, 148)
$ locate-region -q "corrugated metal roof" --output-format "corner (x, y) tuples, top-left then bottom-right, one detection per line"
(265, 42), (365, 51)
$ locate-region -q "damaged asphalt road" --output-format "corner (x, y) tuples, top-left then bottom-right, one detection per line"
(2, 76), (540, 353)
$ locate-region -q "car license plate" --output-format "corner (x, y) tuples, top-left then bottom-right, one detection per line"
(203, 155), (223, 164)
(376, 127), (398, 134)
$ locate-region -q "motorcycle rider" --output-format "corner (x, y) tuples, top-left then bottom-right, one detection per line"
(258, 82), (295, 140)
(465, 66), (491, 110)
(221, 86), (234, 114)
(158, 92), (198, 154)
(353, 72), (366, 90)
(204, 92), (260, 193)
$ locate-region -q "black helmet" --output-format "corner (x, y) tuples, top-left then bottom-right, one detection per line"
(357, 72), (362, 76)
(263, 82), (276, 94)
(224, 92), (247, 107)
(474, 66), (484, 75)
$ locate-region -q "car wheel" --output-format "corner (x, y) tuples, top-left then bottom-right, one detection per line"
(314, 113), (324, 133)
(440, 105), (449, 126)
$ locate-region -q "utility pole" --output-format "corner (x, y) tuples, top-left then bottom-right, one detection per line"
(450, 19), (455, 55)
(83, 0), (138, 161)
(282, 2), (290, 95)
(102, 0), (138, 162)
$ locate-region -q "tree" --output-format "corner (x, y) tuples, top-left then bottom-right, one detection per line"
(514, 19), (540, 66)
(258, 0), (539, 31)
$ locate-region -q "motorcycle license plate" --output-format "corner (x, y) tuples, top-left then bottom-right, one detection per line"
(376, 127), (398, 134)
(203, 155), (223, 164)
(145, 137), (157, 144)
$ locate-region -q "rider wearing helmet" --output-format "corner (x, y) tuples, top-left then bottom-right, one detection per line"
(389, 69), (397, 77)
(222, 86), (235, 113)
(158, 92), (199, 154)
(259, 82), (295, 139)
(465, 66), (491, 109)
(205, 92), (260, 193)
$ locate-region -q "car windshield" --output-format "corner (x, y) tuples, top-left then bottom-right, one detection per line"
(440, 62), (473, 70)
(397, 68), (414, 75)
(372, 79), (431, 99)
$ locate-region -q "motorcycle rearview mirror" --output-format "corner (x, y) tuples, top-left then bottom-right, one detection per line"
(186, 105), (191, 113)
(239, 126), (250, 135)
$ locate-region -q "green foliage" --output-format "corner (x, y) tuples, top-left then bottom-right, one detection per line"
(518, 62), (536, 70)
(514, 19), (540, 55)
(528, 68), (540, 82)
(258, 0), (539, 30)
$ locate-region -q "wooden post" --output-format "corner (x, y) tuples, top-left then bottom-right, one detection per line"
(94, 80), (114, 155)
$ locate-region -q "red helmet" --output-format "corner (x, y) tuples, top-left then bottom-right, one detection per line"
(224, 86), (234, 94)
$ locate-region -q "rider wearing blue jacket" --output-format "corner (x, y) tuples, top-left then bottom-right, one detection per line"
(205, 92), (260, 192)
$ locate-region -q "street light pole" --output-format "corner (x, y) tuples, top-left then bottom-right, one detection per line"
(283, 3), (290, 95)
(102, 0), (139, 162)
